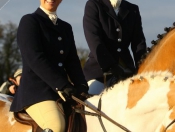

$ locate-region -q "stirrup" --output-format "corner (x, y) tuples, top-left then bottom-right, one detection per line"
(43, 128), (53, 132)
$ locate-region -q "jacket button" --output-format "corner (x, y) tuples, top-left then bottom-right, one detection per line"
(60, 50), (64, 54)
(118, 38), (122, 42)
(116, 28), (120, 32)
(58, 37), (62, 41)
(117, 48), (121, 52)
(58, 63), (63, 67)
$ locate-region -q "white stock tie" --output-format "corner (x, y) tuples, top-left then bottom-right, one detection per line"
(48, 14), (57, 25)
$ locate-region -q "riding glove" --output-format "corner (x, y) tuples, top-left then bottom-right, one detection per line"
(74, 84), (89, 101)
(110, 64), (134, 80)
(58, 83), (76, 102)
(75, 84), (89, 94)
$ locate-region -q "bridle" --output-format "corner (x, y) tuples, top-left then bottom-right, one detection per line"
(71, 72), (131, 132)
(73, 71), (175, 132)
(72, 95), (131, 132)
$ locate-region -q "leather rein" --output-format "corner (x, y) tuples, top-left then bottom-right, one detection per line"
(71, 72), (131, 132)
(72, 95), (131, 132)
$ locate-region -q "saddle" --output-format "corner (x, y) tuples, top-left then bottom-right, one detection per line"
(14, 110), (43, 132)
(14, 101), (87, 132)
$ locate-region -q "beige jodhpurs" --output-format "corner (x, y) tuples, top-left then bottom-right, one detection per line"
(25, 100), (65, 132)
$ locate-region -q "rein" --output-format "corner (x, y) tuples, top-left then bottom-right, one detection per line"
(72, 95), (132, 132)
(165, 119), (175, 132)
(97, 97), (107, 132)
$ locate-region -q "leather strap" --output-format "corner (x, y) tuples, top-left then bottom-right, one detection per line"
(97, 97), (107, 132)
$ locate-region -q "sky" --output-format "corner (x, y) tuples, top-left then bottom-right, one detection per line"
(0, 0), (175, 49)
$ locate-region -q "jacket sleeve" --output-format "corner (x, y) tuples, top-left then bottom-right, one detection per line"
(83, 0), (117, 72)
(64, 25), (88, 86)
(17, 14), (69, 92)
(130, 6), (147, 69)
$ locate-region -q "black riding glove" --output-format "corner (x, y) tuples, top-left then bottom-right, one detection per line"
(75, 84), (89, 94)
(110, 64), (134, 80)
(75, 84), (89, 101)
(58, 83), (76, 102)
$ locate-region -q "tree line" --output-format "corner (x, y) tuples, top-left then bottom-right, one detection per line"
(0, 22), (89, 84)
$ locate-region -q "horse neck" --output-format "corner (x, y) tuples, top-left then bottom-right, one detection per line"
(138, 28), (175, 75)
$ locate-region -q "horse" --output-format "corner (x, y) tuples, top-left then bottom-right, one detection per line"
(138, 24), (175, 74)
(85, 23), (175, 132)
(0, 93), (32, 132)
(1, 23), (175, 132)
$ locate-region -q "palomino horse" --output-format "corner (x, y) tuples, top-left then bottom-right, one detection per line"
(1, 23), (175, 132)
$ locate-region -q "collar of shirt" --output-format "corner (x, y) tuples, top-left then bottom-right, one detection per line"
(40, 6), (58, 25)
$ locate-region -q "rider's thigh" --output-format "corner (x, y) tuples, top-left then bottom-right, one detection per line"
(26, 100), (65, 132)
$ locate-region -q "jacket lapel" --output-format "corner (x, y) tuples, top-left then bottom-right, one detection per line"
(118, 0), (129, 20)
(101, 0), (119, 20)
(33, 8), (70, 54)
(100, 0), (129, 21)
(34, 8), (64, 33)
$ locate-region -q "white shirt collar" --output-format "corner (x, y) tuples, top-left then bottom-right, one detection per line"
(40, 6), (57, 16)
(40, 6), (58, 25)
